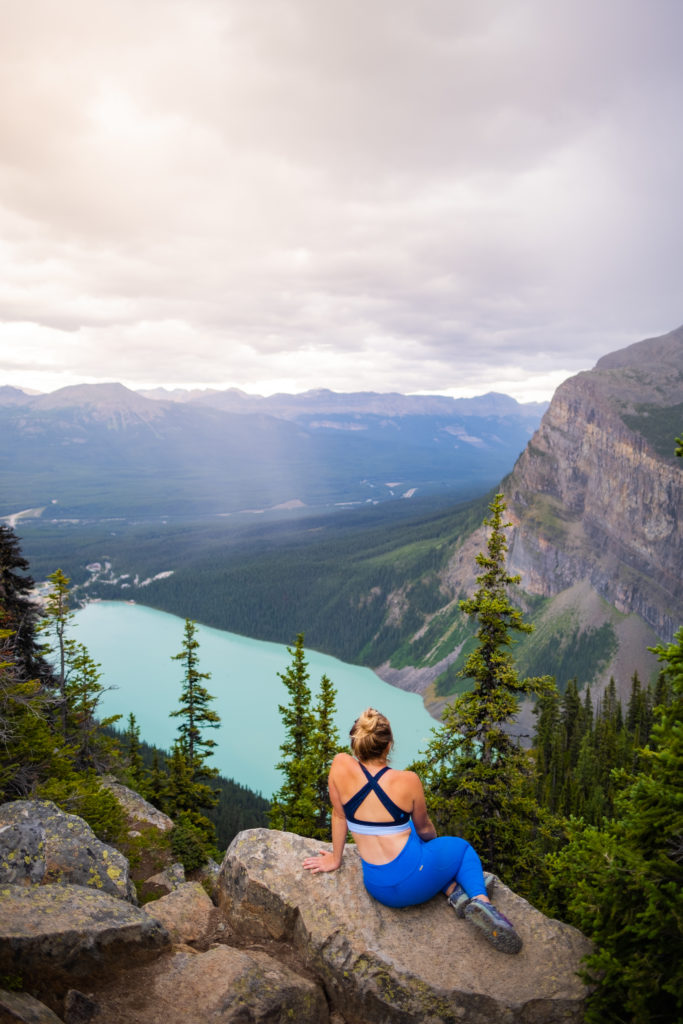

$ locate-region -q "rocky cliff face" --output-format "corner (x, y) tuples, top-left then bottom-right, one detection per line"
(375, 326), (682, 707)
(506, 326), (683, 643)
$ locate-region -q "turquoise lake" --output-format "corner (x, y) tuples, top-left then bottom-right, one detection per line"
(73, 601), (438, 797)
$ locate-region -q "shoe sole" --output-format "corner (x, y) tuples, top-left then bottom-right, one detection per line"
(464, 900), (523, 955)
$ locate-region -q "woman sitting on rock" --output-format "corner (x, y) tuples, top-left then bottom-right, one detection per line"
(302, 707), (522, 954)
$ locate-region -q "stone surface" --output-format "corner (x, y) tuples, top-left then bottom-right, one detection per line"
(0, 822), (46, 887)
(0, 989), (64, 1024)
(142, 862), (185, 898)
(506, 327), (683, 645)
(98, 779), (175, 891)
(218, 829), (593, 1024)
(100, 779), (173, 835)
(373, 327), (683, 711)
(0, 801), (135, 904)
(63, 991), (98, 1024)
(84, 945), (329, 1024)
(0, 883), (170, 1011)
(192, 858), (220, 902)
(142, 882), (218, 948)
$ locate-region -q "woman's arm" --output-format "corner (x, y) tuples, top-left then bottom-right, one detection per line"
(407, 771), (437, 841)
(302, 758), (348, 874)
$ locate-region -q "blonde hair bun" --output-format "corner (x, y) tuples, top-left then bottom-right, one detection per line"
(350, 708), (394, 762)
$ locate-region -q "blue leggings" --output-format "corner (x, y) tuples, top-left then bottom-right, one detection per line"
(360, 824), (487, 909)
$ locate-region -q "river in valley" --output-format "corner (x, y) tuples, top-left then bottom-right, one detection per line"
(73, 601), (437, 797)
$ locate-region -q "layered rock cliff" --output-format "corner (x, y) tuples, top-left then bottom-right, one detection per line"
(375, 326), (682, 707)
(505, 326), (682, 643)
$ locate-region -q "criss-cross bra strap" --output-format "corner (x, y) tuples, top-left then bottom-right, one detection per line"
(342, 763), (410, 824)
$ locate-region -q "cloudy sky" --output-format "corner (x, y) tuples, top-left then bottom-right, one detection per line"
(1, 0), (681, 402)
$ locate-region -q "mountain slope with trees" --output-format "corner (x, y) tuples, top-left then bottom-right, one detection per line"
(372, 325), (683, 710)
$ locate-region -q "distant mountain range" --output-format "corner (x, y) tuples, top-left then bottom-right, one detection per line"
(3, 327), (680, 717)
(0, 384), (546, 518)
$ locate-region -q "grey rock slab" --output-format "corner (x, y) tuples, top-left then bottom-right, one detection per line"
(0, 801), (135, 904)
(0, 988), (65, 1024)
(0, 883), (170, 1010)
(217, 829), (593, 1024)
(85, 944), (329, 1024)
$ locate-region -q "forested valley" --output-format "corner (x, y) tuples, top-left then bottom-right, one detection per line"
(18, 489), (491, 665)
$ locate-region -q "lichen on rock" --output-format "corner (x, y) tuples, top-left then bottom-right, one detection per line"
(0, 800), (136, 903)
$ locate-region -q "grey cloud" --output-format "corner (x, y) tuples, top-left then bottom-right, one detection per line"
(0, 0), (681, 397)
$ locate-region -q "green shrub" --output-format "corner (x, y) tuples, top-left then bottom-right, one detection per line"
(170, 812), (214, 872)
(38, 772), (125, 843)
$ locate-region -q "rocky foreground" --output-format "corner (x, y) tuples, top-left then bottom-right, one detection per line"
(0, 794), (592, 1024)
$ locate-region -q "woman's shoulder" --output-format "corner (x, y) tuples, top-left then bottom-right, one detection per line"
(330, 751), (355, 771)
(390, 767), (423, 793)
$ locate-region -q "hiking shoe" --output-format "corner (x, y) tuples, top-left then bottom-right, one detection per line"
(447, 885), (470, 917)
(447, 872), (496, 918)
(464, 898), (523, 955)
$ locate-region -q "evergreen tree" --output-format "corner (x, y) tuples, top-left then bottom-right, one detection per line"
(124, 712), (146, 791)
(146, 748), (169, 809)
(0, 623), (69, 800)
(269, 633), (317, 833)
(546, 627), (683, 1023)
(413, 494), (556, 893)
(582, 685), (594, 730)
(166, 620), (221, 864)
(270, 635), (345, 838)
(38, 568), (73, 735)
(532, 668), (673, 827)
(38, 570), (119, 766)
(558, 678), (585, 814)
(310, 673), (344, 840)
(165, 741), (202, 816)
(532, 686), (562, 811)
(0, 531), (64, 799)
(170, 619), (221, 773)
(0, 541), (123, 839)
(0, 525), (51, 681)
(64, 642), (120, 769)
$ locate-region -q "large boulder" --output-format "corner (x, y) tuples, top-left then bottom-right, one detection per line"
(0, 801), (135, 904)
(99, 780), (175, 887)
(142, 882), (219, 949)
(100, 779), (173, 835)
(0, 883), (170, 1012)
(218, 829), (593, 1024)
(80, 945), (329, 1024)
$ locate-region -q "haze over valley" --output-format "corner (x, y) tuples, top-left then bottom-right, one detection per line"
(3, 326), (682, 719)
(0, 383), (545, 520)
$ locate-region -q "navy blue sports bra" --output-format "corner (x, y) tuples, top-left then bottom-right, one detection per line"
(342, 763), (411, 836)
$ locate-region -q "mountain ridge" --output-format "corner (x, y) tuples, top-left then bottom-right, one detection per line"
(375, 325), (682, 709)
(0, 384), (545, 518)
